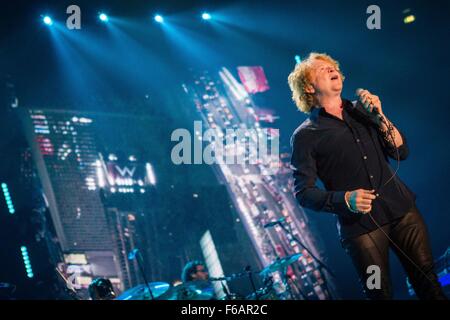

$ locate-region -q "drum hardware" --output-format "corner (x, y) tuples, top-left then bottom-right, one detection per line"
(116, 282), (170, 300)
(259, 253), (302, 276)
(55, 267), (82, 300)
(115, 231), (335, 301)
(244, 265), (259, 299)
(158, 280), (215, 300)
(209, 272), (246, 282)
(128, 248), (154, 299)
(274, 218), (335, 299)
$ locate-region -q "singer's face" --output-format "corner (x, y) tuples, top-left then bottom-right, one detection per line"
(310, 60), (343, 95)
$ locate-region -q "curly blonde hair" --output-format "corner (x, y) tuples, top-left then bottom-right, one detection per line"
(288, 52), (345, 113)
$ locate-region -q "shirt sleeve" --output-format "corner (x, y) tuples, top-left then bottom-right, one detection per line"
(290, 130), (354, 217)
(378, 126), (409, 161)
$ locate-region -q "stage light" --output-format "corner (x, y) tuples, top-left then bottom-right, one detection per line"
(1, 182), (15, 214)
(99, 13), (109, 22)
(295, 55), (301, 64)
(402, 8), (416, 25)
(202, 12), (211, 20)
(404, 15), (415, 24)
(20, 246), (34, 279)
(43, 15), (53, 26)
(154, 14), (164, 23)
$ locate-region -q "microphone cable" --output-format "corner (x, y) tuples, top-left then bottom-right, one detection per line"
(367, 115), (436, 286)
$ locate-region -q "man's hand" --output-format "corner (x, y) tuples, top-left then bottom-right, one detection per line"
(358, 89), (384, 117)
(357, 89), (404, 148)
(345, 189), (377, 214)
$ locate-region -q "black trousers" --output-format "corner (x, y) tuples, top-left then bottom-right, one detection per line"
(341, 206), (447, 300)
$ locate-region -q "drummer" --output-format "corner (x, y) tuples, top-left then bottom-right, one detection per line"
(181, 261), (210, 283)
(179, 261), (216, 300)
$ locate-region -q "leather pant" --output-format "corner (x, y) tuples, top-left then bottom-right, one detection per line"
(341, 206), (447, 300)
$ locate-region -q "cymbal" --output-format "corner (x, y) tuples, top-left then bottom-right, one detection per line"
(259, 253), (302, 275)
(116, 282), (170, 300)
(158, 280), (215, 300)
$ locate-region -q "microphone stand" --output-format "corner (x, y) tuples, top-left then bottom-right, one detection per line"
(209, 276), (231, 299)
(137, 251), (154, 300)
(210, 273), (248, 300)
(221, 281), (232, 300)
(279, 265), (308, 300)
(55, 268), (82, 300)
(276, 221), (335, 300)
(130, 249), (154, 300)
(245, 266), (258, 300)
(279, 265), (294, 299)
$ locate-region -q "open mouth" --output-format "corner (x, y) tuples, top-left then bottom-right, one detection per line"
(330, 75), (339, 80)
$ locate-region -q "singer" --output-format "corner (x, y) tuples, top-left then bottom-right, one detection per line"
(287, 52), (446, 300)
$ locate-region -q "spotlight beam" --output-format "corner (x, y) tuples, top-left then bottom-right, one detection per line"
(99, 13), (109, 22)
(43, 15), (53, 26)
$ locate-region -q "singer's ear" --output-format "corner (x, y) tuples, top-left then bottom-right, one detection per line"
(305, 84), (315, 94)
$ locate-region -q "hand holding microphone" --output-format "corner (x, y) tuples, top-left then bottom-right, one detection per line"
(355, 88), (385, 124)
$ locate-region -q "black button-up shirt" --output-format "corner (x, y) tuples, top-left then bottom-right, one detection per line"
(290, 99), (416, 239)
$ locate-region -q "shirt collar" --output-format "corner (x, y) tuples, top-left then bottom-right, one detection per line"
(309, 99), (354, 124)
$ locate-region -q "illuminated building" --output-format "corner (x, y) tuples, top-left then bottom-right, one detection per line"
(19, 108), (190, 294)
(20, 109), (122, 295)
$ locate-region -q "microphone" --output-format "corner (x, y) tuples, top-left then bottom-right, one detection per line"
(210, 272), (245, 282)
(209, 276), (232, 282)
(263, 217), (286, 228)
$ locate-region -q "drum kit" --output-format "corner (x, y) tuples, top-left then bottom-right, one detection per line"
(116, 280), (215, 300)
(116, 253), (303, 300)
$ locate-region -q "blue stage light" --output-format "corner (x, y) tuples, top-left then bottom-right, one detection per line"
(202, 12), (211, 20)
(154, 15), (164, 23)
(99, 13), (108, 22)
(20, 246), (34, 278)
(1, 182), (15, 214)
(295, 55), (301, 64)
(43, 16), (53, 26)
